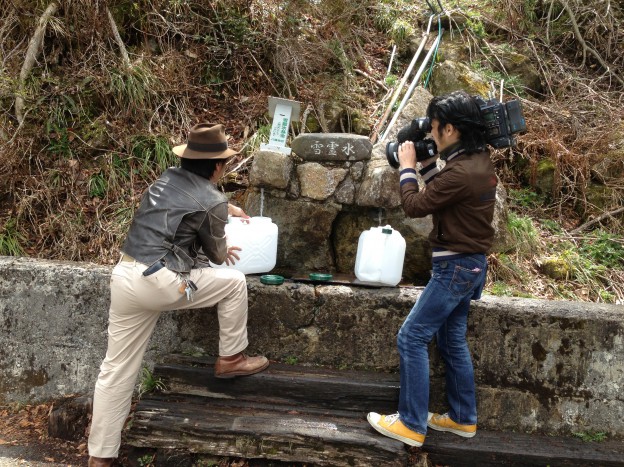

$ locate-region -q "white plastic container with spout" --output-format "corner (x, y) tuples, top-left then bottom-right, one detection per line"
(354, 225), (406, 286)
(209, 216), (278, 274)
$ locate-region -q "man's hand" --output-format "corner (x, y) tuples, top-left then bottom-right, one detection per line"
(398, 142), (439, 170)
(228, 203), (250, 221)
(225, 246), (242, 266)
(398, 141), (417, 170)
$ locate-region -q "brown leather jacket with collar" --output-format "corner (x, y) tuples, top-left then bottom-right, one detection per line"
(400, 149), (497, 254)
(121, 167), (228, 273)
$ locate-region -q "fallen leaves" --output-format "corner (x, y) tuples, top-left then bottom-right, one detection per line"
(0, 403), (88, 465)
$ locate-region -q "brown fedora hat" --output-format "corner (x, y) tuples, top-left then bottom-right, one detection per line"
(172, 123), (238, 159)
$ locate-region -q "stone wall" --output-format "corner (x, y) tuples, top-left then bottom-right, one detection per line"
(1, 257), (623, 438)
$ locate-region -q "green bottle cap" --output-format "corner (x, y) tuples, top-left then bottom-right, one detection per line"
(260, 275), (284, 285)
(309, 273), (333, 281)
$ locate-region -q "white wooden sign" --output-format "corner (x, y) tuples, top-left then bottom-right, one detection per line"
(261, 96), (301, 155)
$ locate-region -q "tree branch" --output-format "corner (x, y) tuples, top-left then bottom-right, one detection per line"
(354, 68), (388, 92)
(570, 206), (624, 234)
(15, 2), (59, 124)
(106, 7), (131, 69)
(559, 0), (624, 87)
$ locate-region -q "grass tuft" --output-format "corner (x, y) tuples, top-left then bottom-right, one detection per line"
(0, 218), (25, 256)
(137, 367), (167, 398)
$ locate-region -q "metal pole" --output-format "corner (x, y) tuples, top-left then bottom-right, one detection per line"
(370, 15), (434, 144)
(380, 32), (443, 143)
(386, 45), (397, 77)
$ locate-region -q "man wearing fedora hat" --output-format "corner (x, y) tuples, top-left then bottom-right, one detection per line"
(87, 123), (269, 467)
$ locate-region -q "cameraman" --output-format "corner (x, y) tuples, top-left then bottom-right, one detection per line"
(368, 90), (497, 447)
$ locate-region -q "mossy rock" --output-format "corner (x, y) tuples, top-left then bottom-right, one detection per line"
(429, 60), (490, 97)
(333, 108), (371, 135)
(534, 158), (556, 196)
(540, 256), (572, 280)
(303, 115), (322, 133)
(435, 41), (471, 63)
(490, 45), (543, 95)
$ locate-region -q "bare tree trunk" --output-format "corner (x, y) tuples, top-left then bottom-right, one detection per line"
(106, 7), (131, 69)
(15, 2), (59, 124)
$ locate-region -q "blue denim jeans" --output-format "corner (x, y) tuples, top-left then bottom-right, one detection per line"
(397, 254), (487, 434)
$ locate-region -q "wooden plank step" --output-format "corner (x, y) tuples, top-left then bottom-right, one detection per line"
(126, 393), (408, 466)
(152, 355), (399, 413)
(136, 356), (624, 466)
(425, 428), (624, 467)
(126, 393), (624, 467)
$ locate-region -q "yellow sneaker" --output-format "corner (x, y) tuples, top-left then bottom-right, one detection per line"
(367, 412), (425, 447)
(427, 412), (477, 438)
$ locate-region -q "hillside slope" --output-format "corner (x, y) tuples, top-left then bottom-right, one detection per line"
(0, 0), (622, 302)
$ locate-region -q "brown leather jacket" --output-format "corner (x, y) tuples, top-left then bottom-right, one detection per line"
(400, 149), (497, 254)
(121, 167), (228, 273)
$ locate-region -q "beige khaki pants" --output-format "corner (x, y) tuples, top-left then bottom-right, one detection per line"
(88, 258), (248, 458)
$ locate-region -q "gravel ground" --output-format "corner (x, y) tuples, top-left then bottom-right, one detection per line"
(0, 445), (80, 467)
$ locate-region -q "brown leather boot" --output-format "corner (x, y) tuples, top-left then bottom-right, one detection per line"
(214, 352), (269, 378)
(88, 457), (114, 467)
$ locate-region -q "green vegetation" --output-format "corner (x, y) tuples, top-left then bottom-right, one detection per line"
(466, 16), (487, 38)
(389, 19), (416, 46)
(242, 124), (272, 155)
(573, 431), (607, 443)
(374, 0), (420, 45)
(490, 214), (623, 302)
(0, 218), (25, 256)
(88, 172), (108, 199)
(284, 356), (299, 365)
(137, 453), (156, 466)
(384, 74), (398, 87)
(507, 212), (540, 257)
(578, 231), (624, 270)
(46, 126), (74, 159)
(192, 459), (219, 467)
(130, 135), (176, 176)
(508, 188), (546, 209)
(138, 367), (167, 398)
(107, 65), (155, 109)
(471, 64), (526, 96)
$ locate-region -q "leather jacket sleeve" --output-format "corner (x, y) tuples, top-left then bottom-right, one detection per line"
(184, 202), (229, 265)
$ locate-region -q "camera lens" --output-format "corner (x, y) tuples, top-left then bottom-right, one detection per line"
(385, 141), (400, 169)
(414, 117), (432, 133)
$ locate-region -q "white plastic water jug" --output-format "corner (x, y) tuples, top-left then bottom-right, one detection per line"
(209, 216), (278, 274)
(354, 225), (406, 286)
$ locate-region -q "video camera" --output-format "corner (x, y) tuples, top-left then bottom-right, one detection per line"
(385, 96), (527, 169)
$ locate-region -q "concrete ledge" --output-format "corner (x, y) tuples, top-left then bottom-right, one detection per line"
(0, 257), (622, 438)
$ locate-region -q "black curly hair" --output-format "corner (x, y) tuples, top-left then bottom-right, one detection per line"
(426, 90), (487, 154)
(179, 157), (223, 180)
